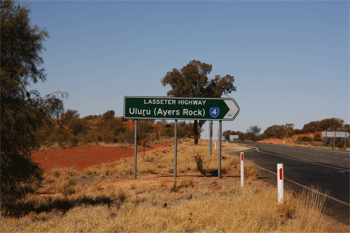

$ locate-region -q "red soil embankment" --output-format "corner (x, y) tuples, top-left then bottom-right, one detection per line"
(31, 143), (169, 173)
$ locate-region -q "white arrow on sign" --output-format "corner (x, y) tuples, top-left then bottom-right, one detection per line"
(224, 99), (240, 120)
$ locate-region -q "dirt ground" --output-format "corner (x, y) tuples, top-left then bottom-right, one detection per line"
(31, 139), (349, 232)
(258, 137), (350, 151)
(258, 138), (295, 145)
(31, 142), (171, 173)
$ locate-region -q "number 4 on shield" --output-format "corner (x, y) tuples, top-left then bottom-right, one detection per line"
(210, 108), (219, 118)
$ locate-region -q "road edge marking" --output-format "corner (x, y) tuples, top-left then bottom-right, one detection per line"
(240, 145), (350, 173)
(254, 164), (350, 207)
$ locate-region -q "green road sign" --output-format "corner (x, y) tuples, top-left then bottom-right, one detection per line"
(124, 96), (240, 121)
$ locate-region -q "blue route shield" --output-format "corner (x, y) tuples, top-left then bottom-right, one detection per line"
(210, 108), (219, 118)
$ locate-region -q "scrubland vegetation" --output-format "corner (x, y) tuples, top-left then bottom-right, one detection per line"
(224, 117), (350, 149)
(33, 109), (203, 150)
(0, 142), (330, 232)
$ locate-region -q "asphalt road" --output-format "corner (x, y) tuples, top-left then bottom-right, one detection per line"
(224, 141), (350, 225)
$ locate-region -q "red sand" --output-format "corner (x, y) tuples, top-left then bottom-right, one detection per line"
(31, 143), (168, 173)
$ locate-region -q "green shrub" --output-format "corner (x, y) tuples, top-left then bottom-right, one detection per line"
(69, 119), (90, 136)
(193, 153), (226, 176)
(194, 153), (206, 175)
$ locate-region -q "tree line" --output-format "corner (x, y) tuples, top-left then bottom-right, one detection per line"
(34, 109), (203, 149)
(223, 118), (349, 148)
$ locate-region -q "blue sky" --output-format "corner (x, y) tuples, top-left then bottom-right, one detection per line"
(25, 1), (349, 140)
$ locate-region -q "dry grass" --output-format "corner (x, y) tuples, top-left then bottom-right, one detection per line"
(0, 139), (332, 232)
(0, 183), (328, 232)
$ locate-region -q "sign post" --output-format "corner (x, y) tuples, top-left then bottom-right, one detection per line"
(322, 131), (349, 148)
(218, 121), (222, 179)
(209, 121), (213, 156)
(174, 119), (178, 179)
(134, 120), (137, 180)
(124, 96), (240, 179)
(241, 152), (244, 186)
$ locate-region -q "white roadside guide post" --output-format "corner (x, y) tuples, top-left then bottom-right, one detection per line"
(277, 163), (284, 203)
(241, 152), (244, 186)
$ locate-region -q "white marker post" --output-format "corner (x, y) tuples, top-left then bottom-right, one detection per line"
(277, 163), (284, 203)
(241, 152), (244, 186)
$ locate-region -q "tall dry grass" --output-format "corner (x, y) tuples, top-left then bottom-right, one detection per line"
(77, 141), (258, 179)
(0, 183), (327, 232)
(75, 140), (253, 179)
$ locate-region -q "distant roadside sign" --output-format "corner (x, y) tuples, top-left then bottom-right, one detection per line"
(229, 135), (239, 141)
(322, 131), (349, 137)
(124, 96), (240, 121)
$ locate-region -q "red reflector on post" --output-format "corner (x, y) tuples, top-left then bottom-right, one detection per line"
(241, 152), (243, 161)
(279, 168), (283, 180)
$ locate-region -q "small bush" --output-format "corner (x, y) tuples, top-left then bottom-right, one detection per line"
(296, 136), (312, 143)
(170, 181), (181, 192)
(193, 154), (226, 176)
(193, 153), (207, 175)
(177, 128), (187, 138)
(312, 134), (321, 142)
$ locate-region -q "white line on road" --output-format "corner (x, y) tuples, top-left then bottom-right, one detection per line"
(242, 146), (350, 173)
(254, 164), (350, 207)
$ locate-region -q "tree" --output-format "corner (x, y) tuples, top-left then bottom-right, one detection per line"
(302, 121), (320, 133)
(161, 60), (236, 144)
(319, 118), (344, 131)
(247, 126), (261, 142)
(102, 110), (115, 122)
(223, 130), (234, 141)
(60, 109), (79, 127)
(1, 0), (66, 216)
(263, 125), (286, 139)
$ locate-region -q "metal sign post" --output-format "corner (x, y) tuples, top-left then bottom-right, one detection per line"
(218, 120), (222, 179)
(322, 131), (349, 148)
(209, 121), (212, 156)
(134, 119), (138, 180)
(174, 119), (178, 179)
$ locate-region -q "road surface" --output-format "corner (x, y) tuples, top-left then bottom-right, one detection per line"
(224, 141), (350, 225)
